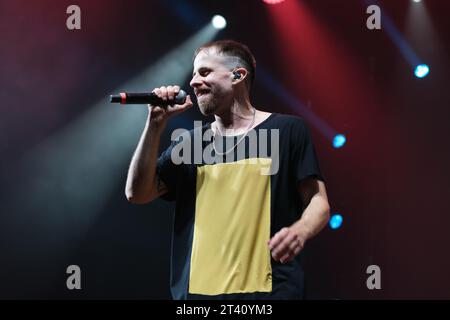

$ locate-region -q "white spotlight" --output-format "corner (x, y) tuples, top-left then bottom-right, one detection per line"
(212, 15), (227, 30)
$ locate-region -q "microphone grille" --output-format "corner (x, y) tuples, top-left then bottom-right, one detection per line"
(175, 90), (187, 104)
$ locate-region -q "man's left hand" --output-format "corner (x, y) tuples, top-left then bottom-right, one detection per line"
(268, 226), (306, 264)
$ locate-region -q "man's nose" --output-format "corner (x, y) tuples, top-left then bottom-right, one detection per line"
(190, 75), (201, 88)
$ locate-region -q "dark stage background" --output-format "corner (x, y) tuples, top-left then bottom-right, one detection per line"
(1, 0), (449, 299)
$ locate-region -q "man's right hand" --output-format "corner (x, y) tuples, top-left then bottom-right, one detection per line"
(148, 85), (193, 129)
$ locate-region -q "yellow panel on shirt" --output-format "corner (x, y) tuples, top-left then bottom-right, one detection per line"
(189, 158), (272, 295)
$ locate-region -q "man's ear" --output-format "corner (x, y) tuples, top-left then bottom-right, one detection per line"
(232, 67), (248, 83)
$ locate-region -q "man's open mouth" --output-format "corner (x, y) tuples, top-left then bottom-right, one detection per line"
(196, 89), (210, 97)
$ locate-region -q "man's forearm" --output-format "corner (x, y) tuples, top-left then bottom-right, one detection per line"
(125, 112), (165, 203)
(292, 195), (330, 244)
(268, 195), (330, 263)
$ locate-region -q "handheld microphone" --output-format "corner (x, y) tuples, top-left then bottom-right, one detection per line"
(110, 90), (187, 105)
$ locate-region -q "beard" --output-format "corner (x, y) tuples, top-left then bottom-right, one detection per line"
(198, 92), (219, 116)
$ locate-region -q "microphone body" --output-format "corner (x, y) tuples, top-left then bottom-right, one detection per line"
(110, 90), (187, 105)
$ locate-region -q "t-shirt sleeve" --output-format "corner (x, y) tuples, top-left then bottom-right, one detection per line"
(156, 139), (181, 202)
(291, 118), (325, 183)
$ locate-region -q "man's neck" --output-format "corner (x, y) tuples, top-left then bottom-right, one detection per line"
(213, 99), (256, 136)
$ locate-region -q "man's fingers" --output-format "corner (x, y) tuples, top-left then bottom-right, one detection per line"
(167, 85), (175, 101)
(271, 233), (294, 260)
(149, 86), (189, 122)
(160, 86), (168, 101)
(289, 237), (301, 252)
(167, 95), (193, 115)
(270, 228), (304, 262)
(175, 94), (193, 109)
(268, 227), (289, 250)
(279, 239), (302, 263)
(152, 85), (184, 105)
(170, 94), (192, 109)
(167, 85), (181, 101)
(153, 88), (161, 97)
(184, 94), (193, 107)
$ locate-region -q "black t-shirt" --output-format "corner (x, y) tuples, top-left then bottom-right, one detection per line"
(156, 113), (324, 299)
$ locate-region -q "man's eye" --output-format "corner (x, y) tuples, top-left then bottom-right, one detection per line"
(200, 70), (210, 76)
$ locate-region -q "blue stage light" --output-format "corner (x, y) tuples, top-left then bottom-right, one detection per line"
(333, 134), (346, 148)
(329, 214), (343, 229)
(415, 64), (429, 78)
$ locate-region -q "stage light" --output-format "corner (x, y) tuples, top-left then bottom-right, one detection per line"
(263, 0), (286, 4)
(414, 64), (429, 78)
(329, 214), (343, 230)
(212, 15), (226, 29)
(6, 23), (220, 263)
(412, 0), (422, 3)
(333, 134), (346, 148)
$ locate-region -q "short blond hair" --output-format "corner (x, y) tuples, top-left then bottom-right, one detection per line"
(194, 39), (256, 91)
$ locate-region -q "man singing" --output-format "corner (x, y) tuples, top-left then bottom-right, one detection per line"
(125, 40), (330, 299)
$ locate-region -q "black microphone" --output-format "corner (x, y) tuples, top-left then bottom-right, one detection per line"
(110, 90), (187, 105)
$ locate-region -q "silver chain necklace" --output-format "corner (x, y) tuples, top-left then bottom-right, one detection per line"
(212, 108), (256, 156)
